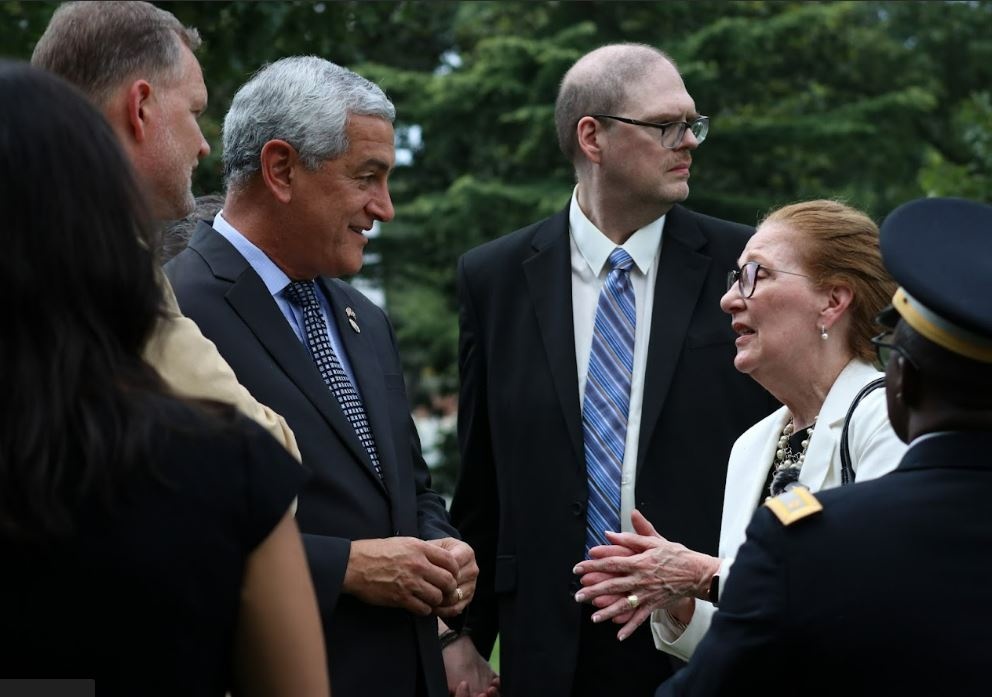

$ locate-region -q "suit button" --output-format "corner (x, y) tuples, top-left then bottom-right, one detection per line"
(571, 501), (585, 517)
(569, 578), (582, 594)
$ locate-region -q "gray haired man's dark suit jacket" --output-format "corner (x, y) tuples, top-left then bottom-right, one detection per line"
(166, 221), (457, 697)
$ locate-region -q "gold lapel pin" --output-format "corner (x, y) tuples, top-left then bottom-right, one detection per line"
(345, 306), (360, 333)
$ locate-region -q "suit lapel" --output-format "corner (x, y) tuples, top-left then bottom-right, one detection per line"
(522, 208), (584, 468)
(189, 223), (387, 497)
(318, 278), (396, 498)
(637, 205), (713, 472)
(799, 360), (880, 492)
(720, 408), (788, 555)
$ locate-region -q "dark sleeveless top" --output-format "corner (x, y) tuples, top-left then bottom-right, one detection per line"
(0, 398), (305, 695)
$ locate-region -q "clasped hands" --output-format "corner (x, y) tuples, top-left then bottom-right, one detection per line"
(343, 536), (478, 617)
(571, 509), (720, 641)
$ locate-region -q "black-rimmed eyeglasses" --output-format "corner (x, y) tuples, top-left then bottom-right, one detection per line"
(588, 114), (710, 149)
(870, 331), (918, 369)
(726, 261), (811, 299)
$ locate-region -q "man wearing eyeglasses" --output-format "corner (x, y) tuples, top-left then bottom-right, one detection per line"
(446, 43), (778, 696)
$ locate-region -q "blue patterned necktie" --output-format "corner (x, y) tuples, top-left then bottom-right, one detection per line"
(284, 280), (384, 483)
(583, 248), (636, 556)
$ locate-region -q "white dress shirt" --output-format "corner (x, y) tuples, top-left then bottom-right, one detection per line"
(569, 188), (665, 532)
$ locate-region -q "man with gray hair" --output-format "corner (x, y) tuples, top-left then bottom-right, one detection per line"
(166, 56), (478, 697)
(31, 1), (299, 459)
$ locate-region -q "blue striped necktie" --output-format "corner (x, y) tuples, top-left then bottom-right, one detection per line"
(284, 280), (385, 484)
(583, 248), (635, 556)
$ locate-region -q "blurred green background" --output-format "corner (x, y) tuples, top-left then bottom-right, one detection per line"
(5, 1), (990, 495)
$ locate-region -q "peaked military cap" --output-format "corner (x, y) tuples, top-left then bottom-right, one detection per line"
(880, 197), (992, 363)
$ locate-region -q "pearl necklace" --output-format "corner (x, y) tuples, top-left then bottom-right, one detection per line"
(769, 416), (817, 496)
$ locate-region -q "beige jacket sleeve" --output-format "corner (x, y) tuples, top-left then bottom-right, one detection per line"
(144, 275), (301, 462)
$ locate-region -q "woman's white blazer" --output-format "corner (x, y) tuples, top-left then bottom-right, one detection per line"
(651, 359), (907, 660)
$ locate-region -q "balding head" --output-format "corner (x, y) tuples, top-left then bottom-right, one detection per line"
(554, 44), (676, 165)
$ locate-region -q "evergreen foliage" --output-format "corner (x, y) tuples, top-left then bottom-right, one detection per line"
(4, 1), (989, 491)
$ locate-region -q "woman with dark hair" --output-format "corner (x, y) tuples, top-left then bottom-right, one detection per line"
(0, 63), (329, 696)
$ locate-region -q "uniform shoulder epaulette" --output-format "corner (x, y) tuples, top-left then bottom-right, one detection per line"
(763, 486), (823, 526)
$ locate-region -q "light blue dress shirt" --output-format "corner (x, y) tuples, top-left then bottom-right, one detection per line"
(212, 212), (362, 394)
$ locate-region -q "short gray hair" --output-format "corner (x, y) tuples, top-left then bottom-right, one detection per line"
(554, 44), (675, 165)
(223, 56), (395, 190)
(31, 1), (200, 108)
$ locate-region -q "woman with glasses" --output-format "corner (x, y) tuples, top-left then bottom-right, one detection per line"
(573, 199), (906, 660)
(0, 64), (329, 695)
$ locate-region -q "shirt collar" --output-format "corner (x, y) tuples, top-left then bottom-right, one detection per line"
(907, 431), (957, 448)
(568, 185), (665, 276)
(212, 211), (293, 298)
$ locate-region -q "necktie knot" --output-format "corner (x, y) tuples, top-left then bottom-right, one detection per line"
(609, 248), (634, 273)
(284, 280), (320, 310)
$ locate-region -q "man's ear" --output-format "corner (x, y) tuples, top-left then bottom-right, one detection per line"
(259, 140), (298, 205)
(124, 79), (154, 143)
(575, 115), (605, 165)
(897, 354), (921, 408)
(884, 352), (913, 444)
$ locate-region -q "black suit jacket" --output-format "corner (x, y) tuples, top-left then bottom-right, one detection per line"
(451, 203), (778, 696)
(658, 431), (992, 696)
(165, 222), (457, 697)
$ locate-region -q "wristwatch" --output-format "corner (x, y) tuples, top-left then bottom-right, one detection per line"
(438, 628), (461, 649)
(708, 574), (720, 606)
